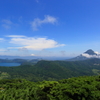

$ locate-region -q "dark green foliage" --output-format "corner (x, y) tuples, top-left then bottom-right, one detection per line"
(0, 58), (100, 81)
(0, 76), (100, 100)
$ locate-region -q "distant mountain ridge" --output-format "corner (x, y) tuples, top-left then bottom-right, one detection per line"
(68, 49), (100, 61)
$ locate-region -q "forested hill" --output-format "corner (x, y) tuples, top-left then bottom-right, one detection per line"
(0, 75), (100, 100)
(0, 58), (100, 81)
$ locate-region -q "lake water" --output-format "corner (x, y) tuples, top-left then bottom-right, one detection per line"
(0, 63), (21, 67)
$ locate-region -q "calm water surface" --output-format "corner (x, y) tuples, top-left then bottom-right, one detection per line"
(0, 63), (21, 67)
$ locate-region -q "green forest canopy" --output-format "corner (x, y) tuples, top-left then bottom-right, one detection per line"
(0, 75), (100, 100)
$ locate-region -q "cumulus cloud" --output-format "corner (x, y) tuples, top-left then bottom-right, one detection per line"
(31, 15), (57, 30)
(2, 19), (13, 29)
(8, 36), (65, 50)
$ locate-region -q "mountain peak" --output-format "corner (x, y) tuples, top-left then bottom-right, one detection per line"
(84, 49), (97, 55)
(68, 49), (100, 61)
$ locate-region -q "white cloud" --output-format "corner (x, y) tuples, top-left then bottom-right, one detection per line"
(95, 51), (100, 55)
(2, 19), (13, 29)
(82, 53), (91, 58)
(31, 15), (57, 30)
(82, 53), (100, 58)
(9, 36), (65, 50)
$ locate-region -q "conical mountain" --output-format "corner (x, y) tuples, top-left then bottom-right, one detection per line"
(84, 49), (97, 55)
(68, 49), (100, 61)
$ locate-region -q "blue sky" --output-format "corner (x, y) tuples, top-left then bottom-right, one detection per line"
(0, 0), (100, 57)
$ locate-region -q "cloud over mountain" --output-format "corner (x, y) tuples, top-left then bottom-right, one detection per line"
(81, 53), (100, 58)
(69, 49), (100, 61)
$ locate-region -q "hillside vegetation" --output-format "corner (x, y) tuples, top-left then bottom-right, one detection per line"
(0, 58), (100, 81)
(0, 75), (100, 100)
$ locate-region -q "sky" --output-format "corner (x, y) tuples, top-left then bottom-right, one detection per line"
(0, 0), (100, 57)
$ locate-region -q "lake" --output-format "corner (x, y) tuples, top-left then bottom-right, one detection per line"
(0, 63), (21, 67)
